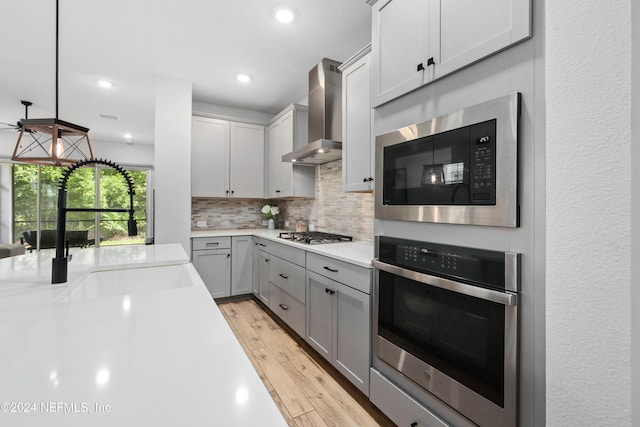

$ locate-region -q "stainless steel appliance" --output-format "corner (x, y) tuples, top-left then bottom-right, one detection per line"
(375, 92), (520, 227)
(282, 58), (342, 165)
(373, 236), (519, 427)
(278, 231), (353, 245)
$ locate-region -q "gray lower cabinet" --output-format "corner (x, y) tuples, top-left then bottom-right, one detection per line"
(306, 269), (371, 396)
(192, 235), (251, 298)
(192, 248), (231, 298)
(252, 237), (260, 296)
(231, 236), (252, 296)
(258, 250), (270, 305)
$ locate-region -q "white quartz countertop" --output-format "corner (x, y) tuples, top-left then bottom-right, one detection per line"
(0, 244), (287, 427)
(191, 229), (374, 268)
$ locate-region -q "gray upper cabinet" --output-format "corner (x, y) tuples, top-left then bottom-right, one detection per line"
(191, 116), (265, 198)
(341, 45), (374, 192)
(371, 0), (531, 107)
(267, 104), (315, 199)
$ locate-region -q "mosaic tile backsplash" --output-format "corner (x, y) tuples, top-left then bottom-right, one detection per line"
(191, 160), (374, 243)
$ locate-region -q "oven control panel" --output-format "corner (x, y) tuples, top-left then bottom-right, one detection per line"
(378, 236), (506, 290)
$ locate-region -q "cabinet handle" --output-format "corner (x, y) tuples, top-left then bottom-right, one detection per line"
(275, 190), (281, 193)
(325, 288), (335, 295)
(279, 303), (289, 311)
(227, 253), (231, 258)
(323, 266), (338, 273)
(225, 190), (229, 194)
(427, 57), (435, 66)
(411, 423), (418, 427)
(265, 259), (269, 263)
(363, 177), (368, 183)
(417, 63), (424, 72)
(259, 243), (267, 247)
(205, 242), (219, 247)
(279, 273), (289, 279)
(368, 177), (374, 182)
(231, 190), (234, 195)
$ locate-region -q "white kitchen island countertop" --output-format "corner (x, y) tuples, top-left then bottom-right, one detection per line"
(0, 244), (287, 427)
(191, 228), (375, 268)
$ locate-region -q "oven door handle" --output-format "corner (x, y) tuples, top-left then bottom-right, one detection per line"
(372, 259), (517, 306)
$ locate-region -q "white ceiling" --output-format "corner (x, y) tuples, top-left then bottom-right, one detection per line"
(0, 0), (371, 146)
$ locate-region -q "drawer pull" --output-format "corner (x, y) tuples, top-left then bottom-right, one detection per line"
(279, 273), (289, 279)
(205, 242), (219, 247)
(323, 266), (338, 273)
(325, 288), (335, 295)
(258, 243), (267, 247)
(279, 303), (289, 311)
(411, 423), (418, 427)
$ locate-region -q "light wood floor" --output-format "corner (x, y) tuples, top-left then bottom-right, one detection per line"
(218, 298), (394, 427)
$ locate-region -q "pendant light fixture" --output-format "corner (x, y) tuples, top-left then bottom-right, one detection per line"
(12, 0), (94, 166)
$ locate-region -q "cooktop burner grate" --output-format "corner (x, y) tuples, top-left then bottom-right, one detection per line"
(278, 231), (353, 245)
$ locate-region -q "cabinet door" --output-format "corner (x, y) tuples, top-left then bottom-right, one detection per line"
(334, 282), (371, 395)
(191, 117), (229, 197)
(268, 120), (282, 198)
(252, 238), (260, 296)
(372, 0), (431, 107)
(306, 271), (333, 362)
(192, 249), (231, 298)
(230, 122), (265, 198)
(342, 51), (374, 192)
(279, 110), (294, 197)
(432, 0), (531, 79)
(258, 250), (270, 304)
(231, 236), (252, 296)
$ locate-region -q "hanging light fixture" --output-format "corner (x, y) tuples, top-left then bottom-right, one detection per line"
(12, 0), (94, 166)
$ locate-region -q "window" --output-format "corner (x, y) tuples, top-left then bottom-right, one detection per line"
(12, 164), (149, 249)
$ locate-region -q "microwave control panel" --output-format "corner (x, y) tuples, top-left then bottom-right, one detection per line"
(469, 119), (497, 204)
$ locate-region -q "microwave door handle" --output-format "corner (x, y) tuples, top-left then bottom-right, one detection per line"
(372, 259), (517, 306)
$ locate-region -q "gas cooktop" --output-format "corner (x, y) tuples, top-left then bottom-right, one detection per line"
(278, 231), (353, 245)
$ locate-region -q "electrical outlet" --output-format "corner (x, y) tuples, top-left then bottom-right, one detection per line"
(262, 220), (268, 226)
(309, 224), (315, 231)
(197, 221), (207, 228)
(284, 221), (290, 228)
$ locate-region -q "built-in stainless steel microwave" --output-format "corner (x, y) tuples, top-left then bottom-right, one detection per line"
(375, 92), (521, 227)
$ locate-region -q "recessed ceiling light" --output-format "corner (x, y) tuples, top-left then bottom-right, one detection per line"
(124, 133), (133, 141)
(275, 8), (294, 23)
(236, 74), (251, 83)
(97, 80), (113, 88)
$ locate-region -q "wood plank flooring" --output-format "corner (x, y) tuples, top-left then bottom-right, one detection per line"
(218, 299), (394, 427)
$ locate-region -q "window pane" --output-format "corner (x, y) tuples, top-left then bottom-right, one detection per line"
(12, 164), (38, 244)
(98, 168), (146, 246)
(65, 166), (96, 247)
(38, 166), (64, 248)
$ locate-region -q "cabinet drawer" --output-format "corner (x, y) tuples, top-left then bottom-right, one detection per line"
(268, 240), (306, 267)
(255, 237), (270, 251)
(370, 369), (449, 427)
(269, 255), (306, 303)
(268, 283), (306, 338)
(306, 253), (371, 294)
(192, 236), (231, 251)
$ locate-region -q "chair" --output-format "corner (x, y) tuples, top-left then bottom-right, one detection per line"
(21, 230), (91, 252)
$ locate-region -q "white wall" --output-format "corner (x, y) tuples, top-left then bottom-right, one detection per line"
(0, 164), (12, 243)
(91, 139), (154, 167)
(192, 101), (272, 125)
(633, 2), (640, 424)
(154, 78), (192, 254)
(546, 1), (632, 426)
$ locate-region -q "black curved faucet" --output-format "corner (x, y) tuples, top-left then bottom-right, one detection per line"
(52, 158), (137, 284)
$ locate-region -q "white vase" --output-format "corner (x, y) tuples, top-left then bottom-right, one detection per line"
(268, 218), (275, 230)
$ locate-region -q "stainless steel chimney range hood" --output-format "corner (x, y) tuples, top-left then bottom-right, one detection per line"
(282, 58), (342, 165)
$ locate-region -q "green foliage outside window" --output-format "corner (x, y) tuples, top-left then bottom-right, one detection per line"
(13, 164), (147, 246)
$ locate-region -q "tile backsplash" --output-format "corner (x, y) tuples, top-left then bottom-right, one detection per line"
(191, 160), (374, 243)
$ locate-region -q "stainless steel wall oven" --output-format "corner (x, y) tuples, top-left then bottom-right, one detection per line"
(373, 236), (519, 427)
(375, 92), (521, 227)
